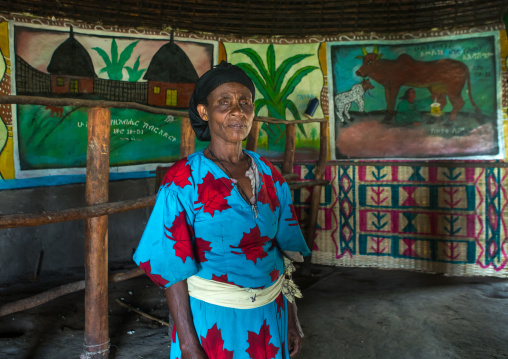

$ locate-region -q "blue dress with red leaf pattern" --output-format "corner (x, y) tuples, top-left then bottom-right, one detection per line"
(133, 150), (311, 359)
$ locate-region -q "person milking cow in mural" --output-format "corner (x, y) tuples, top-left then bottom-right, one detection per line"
(133, 61), (311, 359)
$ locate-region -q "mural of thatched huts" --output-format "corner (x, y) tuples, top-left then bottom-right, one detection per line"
(144, 35), (198, 109)
(47, 27), (96, 94)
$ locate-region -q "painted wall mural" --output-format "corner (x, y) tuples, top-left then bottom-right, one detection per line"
(1, 14), (507, 277)
(225, 42), (324, 161)
(327, 32), (504, 160)
(0, 22), (13, 180)
(12, 23), (215, 181)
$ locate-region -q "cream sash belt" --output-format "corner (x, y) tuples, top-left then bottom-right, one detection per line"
(187, 275), (284, 309)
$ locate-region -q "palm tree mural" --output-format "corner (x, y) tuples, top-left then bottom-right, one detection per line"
(125, 56), (147, 82)
(233, 44), (317, 151)
(93, 39), (145, 81)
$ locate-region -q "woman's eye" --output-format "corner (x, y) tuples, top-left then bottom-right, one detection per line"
(219, 100), (229, 105)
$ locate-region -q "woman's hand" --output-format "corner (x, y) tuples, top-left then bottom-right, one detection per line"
(165, 280), (208, 359)
(287, 301), (304, 357)
(180, 344), (209, 359)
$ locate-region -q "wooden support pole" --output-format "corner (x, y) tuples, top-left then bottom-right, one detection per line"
(180, 117), (195, 159)
(303, 122), (329, 273)
(282, 123), (296, 175)
(82, 108), (110, 359)
(317, 121), (329, 179)
(246, 120), (261, 152)
(306, 122), (329, 241)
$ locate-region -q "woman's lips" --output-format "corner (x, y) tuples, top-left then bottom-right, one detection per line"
(227, 122), (246, 128)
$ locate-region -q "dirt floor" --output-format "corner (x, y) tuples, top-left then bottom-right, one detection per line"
(1, 264), (508, 359)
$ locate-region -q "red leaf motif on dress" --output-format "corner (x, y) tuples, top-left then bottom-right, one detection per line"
(270, 269), (279, 282)
(260, 157), (285, 186)
(139, 260), (169, 287)
(161, 159), (193, 188)
(230, 226), (271, 264)
(171, 325), (177, 343)
(275, 293), (285, 318)
(246, 319), (280, 359)
(195, 237), (212, 263)
(258, 173), (280, 212)
(200, 323), (234, 359)
(212, 274), (240, 287)
(195, 172), (233, 216)
(164, 211), (194, 263)
(285, 204), (299, 227)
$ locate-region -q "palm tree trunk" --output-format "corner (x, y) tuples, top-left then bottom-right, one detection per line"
(264, 108), (286, 152)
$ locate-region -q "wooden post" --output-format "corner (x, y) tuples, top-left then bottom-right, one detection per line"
(82, 107), (110, 359)
(246, 120), (261, 152)
(303, 121), (329, 274)
(180, 117), (195, 159)
(282, 123), (296, 175)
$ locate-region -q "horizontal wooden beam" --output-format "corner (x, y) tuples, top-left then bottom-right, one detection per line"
(283, 173), (299, 181)
(0, 95), (189, 116)
(254, 116), (328, 124)
(289, 179), (330, 190)
(0, 95), (328, 124)
(0, 268), (143, 317)
(0, 196), (156, 229)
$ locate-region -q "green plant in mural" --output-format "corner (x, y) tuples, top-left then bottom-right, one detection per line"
(125, 56), (147, 82)
(92, 39), (143, 81)
(233, 44), (317, 150)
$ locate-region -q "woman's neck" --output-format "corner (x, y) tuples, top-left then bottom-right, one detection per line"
(207, 140), (244, 164)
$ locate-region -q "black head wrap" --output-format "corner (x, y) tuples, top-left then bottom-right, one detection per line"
(189, 61), (256, 141)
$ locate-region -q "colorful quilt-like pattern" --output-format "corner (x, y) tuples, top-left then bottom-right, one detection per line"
(290, 165), (508, 277)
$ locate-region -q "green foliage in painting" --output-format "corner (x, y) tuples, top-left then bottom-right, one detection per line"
(233, 44), (317, 150)
(125, 56), (147, 82)
(92, 39), (143, 81)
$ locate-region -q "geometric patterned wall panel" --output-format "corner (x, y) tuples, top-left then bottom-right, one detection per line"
(293, 165), (508, 277)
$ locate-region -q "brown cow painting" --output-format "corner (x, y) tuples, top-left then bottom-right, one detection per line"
(327, 32), (503, 160)
(355, 45), (481, 123)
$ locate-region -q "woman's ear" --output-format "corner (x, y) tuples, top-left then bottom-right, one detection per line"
(197, 104), (209, 122)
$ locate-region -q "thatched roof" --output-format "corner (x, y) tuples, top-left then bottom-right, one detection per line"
(47, 27), (96, 77)
(2, 1), (507, 37)
(144, 35), (199, 83)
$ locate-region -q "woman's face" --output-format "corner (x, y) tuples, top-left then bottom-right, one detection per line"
(197, 82), (254, 145)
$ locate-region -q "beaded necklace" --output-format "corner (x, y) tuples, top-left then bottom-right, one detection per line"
(207, 147), (258, 218)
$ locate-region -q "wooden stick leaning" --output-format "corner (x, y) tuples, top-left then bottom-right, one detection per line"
(115, 299), (169, 327)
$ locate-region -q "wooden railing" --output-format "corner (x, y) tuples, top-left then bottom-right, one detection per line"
(0, 94), (329, 358)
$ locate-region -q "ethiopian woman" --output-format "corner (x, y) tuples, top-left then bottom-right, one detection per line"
(133, 61), (311, 359)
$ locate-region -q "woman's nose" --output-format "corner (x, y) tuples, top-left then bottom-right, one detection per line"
(230, 100), (243, 115)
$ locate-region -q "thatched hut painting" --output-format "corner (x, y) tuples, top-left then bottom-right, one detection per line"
(144, 35), (199, 109)
(12, 24), (216, 179)
(47, 27), (96, 95)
